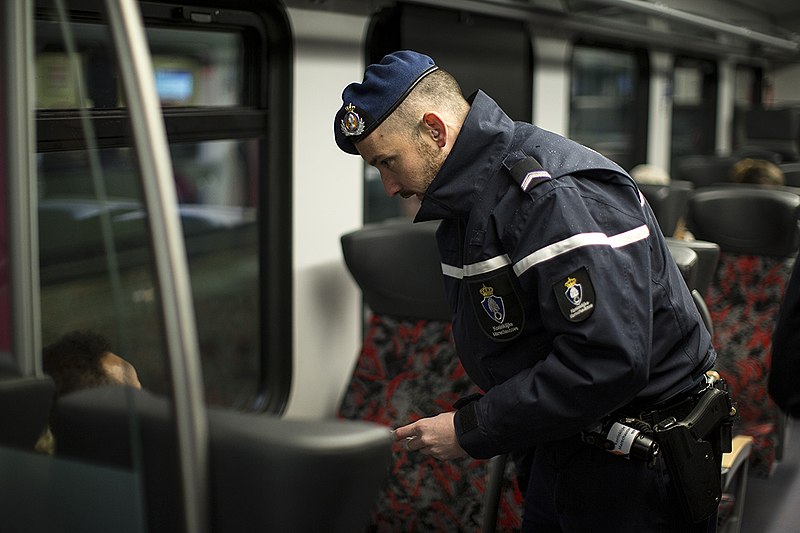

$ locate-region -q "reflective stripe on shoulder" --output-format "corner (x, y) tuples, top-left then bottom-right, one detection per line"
(513, 224), (650, 276)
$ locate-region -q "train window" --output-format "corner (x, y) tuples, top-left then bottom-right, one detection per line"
(34, 1), (291, 412)
(671, 56), (718, 162)
(35, 18), (243, 109)
(569, 44), (649, 171)
(365, 3), (533, 223)
(733, 65), (765, 149)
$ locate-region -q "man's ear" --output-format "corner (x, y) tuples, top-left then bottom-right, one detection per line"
(422, 112), (447, 148)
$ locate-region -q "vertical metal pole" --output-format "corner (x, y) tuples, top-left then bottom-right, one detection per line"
(6, 0), (41, 377)
(102, 1), (209, 532)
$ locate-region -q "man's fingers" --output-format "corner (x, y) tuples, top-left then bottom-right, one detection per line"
(393, 422), (418, 440)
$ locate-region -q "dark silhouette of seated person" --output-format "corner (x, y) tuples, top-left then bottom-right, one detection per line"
(37, 330), (141, 453)
(730, 158), (786, 186)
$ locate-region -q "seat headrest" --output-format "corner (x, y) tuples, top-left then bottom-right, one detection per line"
(341, 219), (450, 321)
(688, 186), (800, 257)
(53, 386), (392, 533)
(0, 374), (54, 450)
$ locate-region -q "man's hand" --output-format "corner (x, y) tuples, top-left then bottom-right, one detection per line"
(393, 412), (469, 460)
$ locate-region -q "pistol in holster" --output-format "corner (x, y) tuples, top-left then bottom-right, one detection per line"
(653, 375), (735, 523)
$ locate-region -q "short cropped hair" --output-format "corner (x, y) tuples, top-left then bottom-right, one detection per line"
(384, 69), (470, 138)
(43, 330), (115, 396)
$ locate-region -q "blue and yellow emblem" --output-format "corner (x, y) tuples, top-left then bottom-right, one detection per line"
(480, 285), (505, 324)
(554, 267), (595, 322)
(468, 271), (524, 342)
(340, 103), (365, 137)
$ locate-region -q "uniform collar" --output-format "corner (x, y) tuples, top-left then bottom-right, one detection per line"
(415, 91), (514, 222)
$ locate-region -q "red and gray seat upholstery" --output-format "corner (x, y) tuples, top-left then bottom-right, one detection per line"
(339, 219), (523, 532)
(688, 185), (800, 477)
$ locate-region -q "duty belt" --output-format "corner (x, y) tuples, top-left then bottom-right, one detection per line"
(583, 371), (736, 524)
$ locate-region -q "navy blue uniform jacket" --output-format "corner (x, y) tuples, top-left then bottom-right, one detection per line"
(415, 91), (715, 459)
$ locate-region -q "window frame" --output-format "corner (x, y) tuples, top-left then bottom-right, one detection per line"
(33, 0), (292, 413)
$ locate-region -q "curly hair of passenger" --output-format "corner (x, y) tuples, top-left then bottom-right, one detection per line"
(43, 330), (119, 396)
(730, 158), (785, 186)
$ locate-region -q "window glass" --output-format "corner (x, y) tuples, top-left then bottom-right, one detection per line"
(38, 139), (260, 406)
(35, 20), (243, 109)
(34, 4), (276, 410)
(570, 45), (646, 170)
(733, 65), (764, 150)
(671, 57), (717, 161)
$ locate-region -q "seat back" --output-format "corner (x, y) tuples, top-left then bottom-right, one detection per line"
(665, 238), (721, 296)
(780, 162), (800, 187)
(339, 219), (523, 532)
(687, 185), (800, 477)
(340, 219), (450, 321)
(666, 241), (698, 289)
(52, 386), (392, 533)
(673, 155), (738, 188)
(638, 180), (694, 237)
(0, 373), (54, 451)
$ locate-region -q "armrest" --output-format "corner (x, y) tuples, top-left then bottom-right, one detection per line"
(721, 435), (753, 491)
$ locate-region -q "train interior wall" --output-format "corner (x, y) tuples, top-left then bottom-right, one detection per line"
(285, 8), (368, 419)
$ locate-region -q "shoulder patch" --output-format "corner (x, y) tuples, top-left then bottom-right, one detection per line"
(553, 267), (595, 322)
(468, 270), (525, 342)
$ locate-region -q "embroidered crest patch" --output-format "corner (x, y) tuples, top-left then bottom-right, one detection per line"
(468, 270), (524, 341)
(554, 267), (595, 322)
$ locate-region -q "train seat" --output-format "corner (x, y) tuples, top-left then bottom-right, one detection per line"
(673, 155), (738, 189)
(0, 371), (54, 451)
(687, 185), (800, 477)
(665, 237), (721, 296)
(737, 107), (800, 163)
(52, 386), (392, 533)
(666, 241), (699, 289)
(339, 218), (522, 532)
(638, 179), (694, 237)
(780, 162), (800, 187)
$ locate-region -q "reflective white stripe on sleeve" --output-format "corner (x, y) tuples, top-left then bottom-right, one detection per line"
(441, 224), (650, 280)
(441, 254), (511, 279)
(513, 224), (651, 277)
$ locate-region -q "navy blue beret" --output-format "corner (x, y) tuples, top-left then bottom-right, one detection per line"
(334, 50), (438, 155)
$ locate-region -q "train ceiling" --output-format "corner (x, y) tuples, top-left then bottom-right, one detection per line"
(285, 0), (800, 63)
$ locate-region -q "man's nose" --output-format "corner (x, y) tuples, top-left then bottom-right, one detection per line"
(381, 177), (402, 197)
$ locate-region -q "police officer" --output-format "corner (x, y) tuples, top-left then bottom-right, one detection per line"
(334, 51), (718, 532)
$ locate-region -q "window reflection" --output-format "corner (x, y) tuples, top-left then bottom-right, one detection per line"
(570, 46), (641, 170)
(35, 19), (242, 109)
(671, 57), (718, 162)
(38, 139), (260, 408)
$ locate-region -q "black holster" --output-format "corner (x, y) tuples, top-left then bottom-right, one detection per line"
(653, 383), (734, 523)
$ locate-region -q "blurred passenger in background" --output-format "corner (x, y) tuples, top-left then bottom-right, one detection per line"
(730, 158), (785, 186)
(629, 163), (670, 186)
(36, 330), (141, 453)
